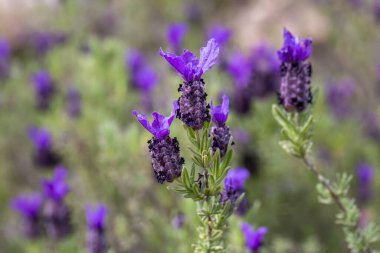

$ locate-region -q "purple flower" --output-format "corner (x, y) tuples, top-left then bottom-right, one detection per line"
(357, 163), (374, 204)
(241, 222), (268, 253)
(277, 28), (312, 63)
(66, 86), (82, 118)
(11, 192), (43, 238)
(374, 0), (380, 22)
(132, 101), (178, 140)
(224, 167), (250, 191)
(28, 127), (60, 168)
(172, 213), (186, 229)
(208, 25), (231, 48)
(42, 165), (70, 202)
(227, 52), (253, 88)
(160, 38), (219, 82)
(29, 31), (67, 56)
(86, 203), (107, 231)
(211, 95), (229, 126)
(32, 70), (55, 110)
(0, 38), (10, 80)
(167, 23), (188, 55)
(325, 79), (356, 120)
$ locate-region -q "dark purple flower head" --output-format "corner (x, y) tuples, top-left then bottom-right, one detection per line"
(133, 101), (178, 140)
(66, 86), (82, 118)
(86, 203), (107, 231)
(241, 222), (268, 253)
(42, 165), (70, 202)
(32, 70), (55, 110)
(277, 28), (312, 63)
(28, 127), (52, 151)
(208, 25), (231, 48)
(224, 167), (250, 191)
(211, 95), (229, 126)
(11, 192), (42, 219)
(167, 23), (188, 54)
(227, 52), (253, 88)
(357, 163), (374, 205)
(126, 49), (145, 74)
(159, 38), (219, 82)
(0, 39), (10, 60)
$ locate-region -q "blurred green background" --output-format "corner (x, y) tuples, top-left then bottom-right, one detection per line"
(0, 0), (379, 252)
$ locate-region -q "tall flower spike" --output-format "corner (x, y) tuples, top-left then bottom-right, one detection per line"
(28, 127), (60, 168)
(241, 222), (268, 253)
(167, 23), (188, 55)
(42, 165), (72, 239)
(11, 192), (43, 239)
(160, 39), (219, 129)
(277, 28), (313, 112)
(86, 203), (108, 253)
(133, 101), (184, 183)
(32, 70), (55, 110)
(210, 95), (231, 157)
(221, 167), (250, 216)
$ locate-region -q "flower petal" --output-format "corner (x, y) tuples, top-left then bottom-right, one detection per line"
(132, 110), (156, 136)
(197, 38), (219, 78)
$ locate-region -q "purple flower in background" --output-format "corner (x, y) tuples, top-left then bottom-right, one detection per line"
(277, 28), (313, 112)
(29, 31), (67, 56)
(86, 203), (108, 253)
(325, 79), (356, 120)
(0, 39), (11, 80)
(250, 44), (280, 98)
(167, 23), (188, 55)
(221, 167), (250, 216)
(172, 213), (186, 229)
(32, 70), (55, 110)
(160, 39), (219, 129)
(42, 165), (72, 239)
(28, 127), (60, 168)
(184, 3), (203, 24)
(66, 86), (82, 118)
(210, 95), (231, 157)
(11, 192), (43, 238)
(241, 222), (268, 253)
(208, 25), (231, 48)
(133, 102), (184, 183)
(374, 0), (380, 22)
(357, 164), (374, 205)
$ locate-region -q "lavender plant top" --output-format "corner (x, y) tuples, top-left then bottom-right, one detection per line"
(251, 44), (279, 72)
(28, 127), (52, 150)
(211, 95), (229, 126)
(227, 51), (253, 88)
(86, 203), (107, 231)
(132, 101), (178, 140)
(32, 70), (54, 94)
(11, 193), (42, 218)
(277, 28), (312, 63)
(357, 164), (374, 186)
(167, 23), (188, 54)
(241, 222), (268, 252)
(42, 165), (70, 202)
(208, 25), (231, 48)
(0, 39), (10, 59)
(224, 167), (250, 191)
(159, 38), (219, 82)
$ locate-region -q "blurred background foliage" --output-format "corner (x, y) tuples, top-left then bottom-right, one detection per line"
(0, 0), (380, 252)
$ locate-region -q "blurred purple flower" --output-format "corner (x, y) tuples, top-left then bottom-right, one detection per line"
(184, 3), (202, 24)
(11, 192), (43, 238)
(160, 38), (219, 82)
(0, 39), (11, 80)
(172, 213), (186, 229)
(277, 28), (312, 63)
(167, 23), (188, 55)
(28, 127), (60, 168)
(241, 222), (268, 253)
(208, 25), (231, 48)
(29, 31), (67, 56)
(325, 79), (356, 120)
(86, 203), (108, 253)
(227, 52), (253, 88)
(374, 1), (380, 22)
(357, 164), (374, 205)
(32, 70), (55, 110)
(42, 165), (70, 202)
(66, 86), (82, 118)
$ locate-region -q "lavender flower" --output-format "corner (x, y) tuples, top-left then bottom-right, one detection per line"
(277, 28), (313, 112)
(160, 38), (219, 130)
(172, 212), (186, 229)
(374, 0), (380, 22)
(167, 23), (188, 55)
(31, 70), (55, 110)
(221, 167), (250, 216)
(208, 25), (231, 48)
(86, 203), (108, 253)
(29, 31), (67, 56)
(325, 79), (356, 120)
(11, 192), (43, 238)
(250, 44), (280, 98)
(0, 39), (10, 80)
(133, 101), (184, 183)
(357, 164), (374, 205)
(42, 165), (72, 239)
(241, 222), (268, 253)
(28, 127), (60, 168)
(66, 86), (82, 118)
(227, 52), (254, 114)
(210, 95), (231, 157)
